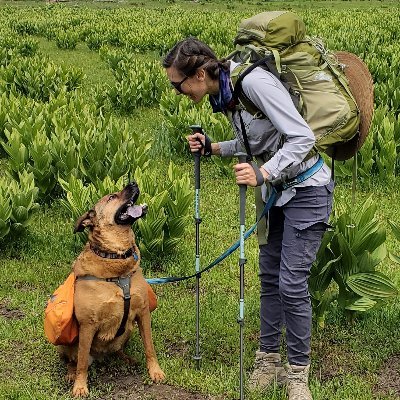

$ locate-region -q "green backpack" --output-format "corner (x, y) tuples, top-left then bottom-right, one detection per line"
(228, 11), (360, 160)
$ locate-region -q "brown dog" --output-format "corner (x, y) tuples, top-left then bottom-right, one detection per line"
(59, 182), (165, 397)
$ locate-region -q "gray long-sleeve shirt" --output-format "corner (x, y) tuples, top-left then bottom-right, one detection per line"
(217, 61), (331, 206)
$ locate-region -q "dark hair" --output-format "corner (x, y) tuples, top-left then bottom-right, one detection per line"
(162, 37), (229, 80)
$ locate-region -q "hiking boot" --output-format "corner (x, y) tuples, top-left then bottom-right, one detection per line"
(286, 364), (312, 400)
(248, 351), (287, 391)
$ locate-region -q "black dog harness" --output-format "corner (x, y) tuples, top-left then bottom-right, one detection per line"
(76, 245), (139, 338)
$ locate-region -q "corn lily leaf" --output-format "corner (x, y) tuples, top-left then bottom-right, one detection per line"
(336, 212), (356, 245)
(316, 229), (335, 260)
(388, 219), (400, 242)
(354, 197), (376, 228)
(357, 245), (386, 272)
(352, 224), (386, 257)
(163, 237), (181, 254)
(314, 290), (338, 329)
(0, 219), (11, 239)
(346, 272), (398, 300)
(333, 233), (358, 278)
(345, 296), (377, 312)
(389, 252), (400, 264)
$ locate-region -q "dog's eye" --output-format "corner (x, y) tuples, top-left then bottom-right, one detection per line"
(107, 194), (117, 202)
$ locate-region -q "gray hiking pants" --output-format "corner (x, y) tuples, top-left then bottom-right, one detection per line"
(259, 180), (334, 366)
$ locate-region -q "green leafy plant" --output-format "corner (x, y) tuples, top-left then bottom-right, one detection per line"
(59, 162), (192, 262)
(0, 171), (39, 240)
(388, 219), (400, 265)
(0, 55), (84, 102)
(85, 33), (104, 51)
(310, 197), (398, 328)
(134, 162), (192, 260)
(159, 89), (234, 174)
(1, 92), (152, 200)
(105, 59), (169, 113)
(55, 31), (79, 50)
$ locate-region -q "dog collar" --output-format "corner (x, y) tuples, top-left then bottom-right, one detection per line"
(90, 244), (139, 261)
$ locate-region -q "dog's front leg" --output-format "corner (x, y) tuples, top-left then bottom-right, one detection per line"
(137, 311), (165, 383)
(72, 324), (96, 397)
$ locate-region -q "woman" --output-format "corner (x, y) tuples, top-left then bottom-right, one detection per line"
(163, 37), (333, 400)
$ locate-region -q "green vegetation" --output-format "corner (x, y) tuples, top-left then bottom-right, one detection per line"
(0, 1), (399, 399)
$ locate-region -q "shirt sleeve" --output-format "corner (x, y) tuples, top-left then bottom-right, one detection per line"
(241, 68), (315, 180)
(218, 138), (244, 157)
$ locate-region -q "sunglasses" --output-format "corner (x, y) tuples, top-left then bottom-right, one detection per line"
(170, 76), (189, 94)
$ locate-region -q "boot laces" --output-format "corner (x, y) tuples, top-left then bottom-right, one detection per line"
(288, 370), (308, 385)
(253, 355), (279, 372)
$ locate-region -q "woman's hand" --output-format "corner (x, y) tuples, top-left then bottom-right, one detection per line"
(234, 163), (269, 187)
(187, 133), (205, 155)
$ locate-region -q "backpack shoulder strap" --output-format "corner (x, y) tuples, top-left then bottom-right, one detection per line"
(232, 56), (301, 114)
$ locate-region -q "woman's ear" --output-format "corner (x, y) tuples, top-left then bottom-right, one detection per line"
(196, 68), (206, 81)
(74, 210), (96, 233)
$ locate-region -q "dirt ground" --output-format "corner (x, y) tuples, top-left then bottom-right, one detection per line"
(374, 354), (400, 399)
(0, 299), (25, 320)
(3, 299), (399, 399)
(94, 370), (223, 400)
(1, 299), (221, 399)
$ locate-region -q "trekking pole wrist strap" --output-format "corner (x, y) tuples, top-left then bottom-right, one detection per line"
(251, 161), (265, 186)
(203, 134), (212, 157)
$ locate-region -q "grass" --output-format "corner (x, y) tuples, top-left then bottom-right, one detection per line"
(0, 1), (400, 399)
(2, 0), (400, 11)
(1, 165), (400, 400)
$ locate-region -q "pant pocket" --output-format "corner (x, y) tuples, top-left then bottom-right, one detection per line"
(294, 222), (328, 267)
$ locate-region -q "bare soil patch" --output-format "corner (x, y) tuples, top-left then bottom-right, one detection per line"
(374, 354), (400, 398)
(0, 299), (25, 320)
(94, 369), (223, 400)
(312, 337), (360, 382)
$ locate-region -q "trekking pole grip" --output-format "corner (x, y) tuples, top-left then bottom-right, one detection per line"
(190, 125), (203, 190)
(235, 152), (248, 226)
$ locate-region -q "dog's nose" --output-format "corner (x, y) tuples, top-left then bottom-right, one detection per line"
(126, 182), (138, 189)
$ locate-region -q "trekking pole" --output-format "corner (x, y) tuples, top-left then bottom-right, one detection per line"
(190, 124), (203, 370)
(235, 152), (247, 400)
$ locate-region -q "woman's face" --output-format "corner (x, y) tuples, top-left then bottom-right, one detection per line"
(166, 66), (213, 103)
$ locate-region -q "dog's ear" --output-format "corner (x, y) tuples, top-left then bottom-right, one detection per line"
(74, 210), (96, 233)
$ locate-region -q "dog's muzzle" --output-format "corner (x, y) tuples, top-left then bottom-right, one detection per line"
(115, 182), (148, 224)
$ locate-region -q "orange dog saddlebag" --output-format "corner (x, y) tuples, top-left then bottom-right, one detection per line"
(44, 272), (79, 346)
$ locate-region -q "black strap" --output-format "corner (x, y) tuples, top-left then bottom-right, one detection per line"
(238, 110), (253, 161)
(203, 134), (212, 157)
(233, 55), (300, 111)
(233, 57), (277, 162)
(331, 147), (336, 181)
(113, 276), (131, 337)
(251, 161), (265, 186)
(233, 55), (302, 162)
(233, 56), (274, 102)
(90, 243), (138, 261)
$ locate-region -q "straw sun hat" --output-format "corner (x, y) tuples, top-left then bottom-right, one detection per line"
(327, 51), (374, 161)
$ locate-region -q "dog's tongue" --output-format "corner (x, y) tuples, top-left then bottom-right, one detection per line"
(126, 205), (144, 218)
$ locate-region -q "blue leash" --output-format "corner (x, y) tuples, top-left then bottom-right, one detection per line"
(145, 155), (324, 285)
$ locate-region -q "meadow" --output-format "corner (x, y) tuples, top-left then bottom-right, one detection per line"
(0, 1), (400, 399)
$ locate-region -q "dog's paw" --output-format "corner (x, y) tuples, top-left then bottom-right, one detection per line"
(149, 365), (166, 383)
(65, 363), (77, 383)
(117, 350), (137, 365)
(65, 371), (76, 383)
(72, 382), (89, 398)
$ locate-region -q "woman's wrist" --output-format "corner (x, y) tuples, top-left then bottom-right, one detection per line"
(260, 167), (270, 182)
(211, 143), (221, 155)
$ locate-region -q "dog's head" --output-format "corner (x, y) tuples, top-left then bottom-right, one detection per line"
(74, 182), (148, 234)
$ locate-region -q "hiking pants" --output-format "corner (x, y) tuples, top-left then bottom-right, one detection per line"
(258, 180), (334, 366)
